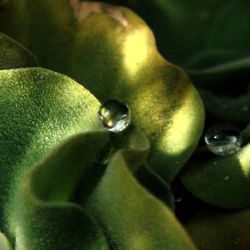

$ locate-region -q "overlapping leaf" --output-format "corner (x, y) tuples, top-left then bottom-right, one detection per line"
(16, 129), (196, 249)
(16, 131), (110, 250)
(0, 67), (101, 237)
(127, 0), (250, 122)
(0, 0), (204, 182)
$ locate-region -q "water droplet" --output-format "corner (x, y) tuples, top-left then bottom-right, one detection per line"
(204, 123), (241, 156)
(98, 99), (131, 133)
(224, 175), (230, 181)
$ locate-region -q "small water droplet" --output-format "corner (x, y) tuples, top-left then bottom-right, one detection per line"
(224, 175), (230, 181)
(213, 161), (217, 166)
(204, 123), (241, 156)
(98, 99), (131, 133)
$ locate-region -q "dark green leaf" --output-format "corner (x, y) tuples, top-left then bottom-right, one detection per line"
(185, 207), (250, 250)
(0, 32), (37, 69)
(180, 125), (250, 208)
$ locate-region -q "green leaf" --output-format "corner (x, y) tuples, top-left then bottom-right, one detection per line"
(101, 125), (174, 211)
(0, 232), (11, 250)
(16, 131), (110, 250)
(0, 0), (75, 73)
(198, 88), (250, 122)
(0, 1), (204, 182)
(180, 126), (250, 208)
(83, 150), (196, 250)
(135, 164), (175, 210)
(70, 4), (204, 182)
(109, 125), (150, 171)
(185, 207), (250, 250)
(129, 0), (250, 71)
(0, 32), (37, 69)
(15, 127), (195, 249)
(128, 1), (250, 121)
(0, 67), (101, 233)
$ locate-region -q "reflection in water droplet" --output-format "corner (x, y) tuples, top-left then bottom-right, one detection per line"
(204, 123), (241, 156)
(98, 99), (131, 133)
(224, 175), (230, 181)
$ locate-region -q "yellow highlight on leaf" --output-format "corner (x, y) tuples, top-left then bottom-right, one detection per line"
(159, 87), (198, 156)
(0, 232), (11, 250)
(237, 144), (250, 177)
(123, 29), (150, 76)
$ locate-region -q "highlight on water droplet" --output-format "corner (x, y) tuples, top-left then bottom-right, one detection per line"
(204, 123), (241, 156)
(224, 175), (230, 181)
(98, 99), (131, 133)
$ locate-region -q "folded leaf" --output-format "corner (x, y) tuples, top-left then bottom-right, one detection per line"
(0, 1), (204, 182)
(68, 2), (204, 182)
(83, 151), (196, 250)
(110, 125), (150, 171)
(0, 67), (101, 235)
(135, 164), (175, 210)
(15, 127), (195, 249)
(16, 131), (110, 250)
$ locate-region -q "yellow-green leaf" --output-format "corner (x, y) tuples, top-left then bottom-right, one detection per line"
(180, 126), (250, 208)
(15, 131), (110, 250)
(1, 1), (204, 182)
(83, 151), (196, 250)
(0, 67), (101, 234)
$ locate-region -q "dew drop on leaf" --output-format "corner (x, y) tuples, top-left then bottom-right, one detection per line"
(98, 99), (131, 133)
(204, 123), (241, 156)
